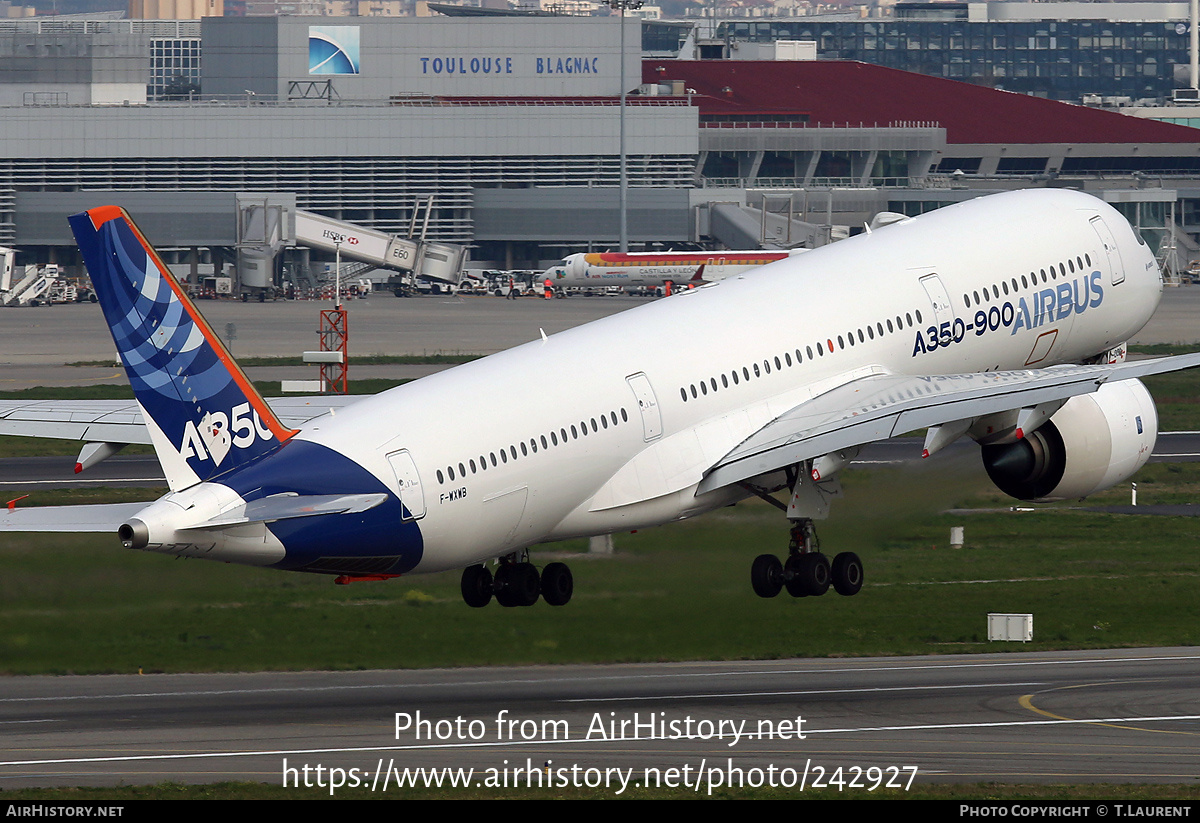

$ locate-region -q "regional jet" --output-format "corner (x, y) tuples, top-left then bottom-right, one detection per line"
(544, 249), (804, 291)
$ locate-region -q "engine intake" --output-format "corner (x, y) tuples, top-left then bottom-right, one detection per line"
(981, 379), (1157, 502)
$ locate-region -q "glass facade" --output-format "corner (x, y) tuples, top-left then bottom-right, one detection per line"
(150, 38), (202, 101)
(715, 19), (1189, 102)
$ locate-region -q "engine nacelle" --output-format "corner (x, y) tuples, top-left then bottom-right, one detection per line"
(981, 379), (1157, 502)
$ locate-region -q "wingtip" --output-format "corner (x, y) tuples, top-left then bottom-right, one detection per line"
(74, 462), (83, 474)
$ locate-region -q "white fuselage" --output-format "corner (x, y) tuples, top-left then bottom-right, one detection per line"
(191, 190), (1162, 573)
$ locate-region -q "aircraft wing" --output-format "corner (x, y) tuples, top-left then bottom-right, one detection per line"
(697, 352), (1200, 494)
(0, 396), (364, 445)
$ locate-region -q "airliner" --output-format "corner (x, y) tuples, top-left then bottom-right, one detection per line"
(2, 190), (1198, 608)
(544, 249), (803, 291)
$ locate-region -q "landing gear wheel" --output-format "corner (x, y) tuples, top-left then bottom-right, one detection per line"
(802, 552), (831, 596)
(784, 555), (808, 598)
(751, 554), (783, 598)
(460, 564), (493, 608)
(496, 562), (540, 607)
(831, 552), (864, 597)
(540, 562), (573, 606)
(794, 552), (831, 597)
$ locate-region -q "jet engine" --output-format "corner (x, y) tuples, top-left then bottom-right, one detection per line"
(980, 379), (1157, 502)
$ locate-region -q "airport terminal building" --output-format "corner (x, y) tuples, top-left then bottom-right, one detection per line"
(2, 16), (697, 272)
(3, 12), (1200, 282)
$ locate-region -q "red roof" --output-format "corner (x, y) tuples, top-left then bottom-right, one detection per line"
(644, 60), (1200, 145)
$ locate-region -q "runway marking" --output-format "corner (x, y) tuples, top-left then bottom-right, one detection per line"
(1020, 682), (1200, 737)
(563, 681), (1047, 702)
(0, 720), (56, 726)
(2, 714), (1199, 768)
(0, 371), (124, 386)
(1, 654), (1197, 704)
(6, 479), (163, 486)
(873, 572), (1200, 586)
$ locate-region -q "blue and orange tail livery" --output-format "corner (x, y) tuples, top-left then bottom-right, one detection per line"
(69, 206), (297, 489)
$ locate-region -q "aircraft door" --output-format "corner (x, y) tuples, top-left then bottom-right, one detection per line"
(918, 273), (955, 326)
(387, 449), (425, 521)
(1090, 215), (1125, 285)
(626, 372), (662, 442)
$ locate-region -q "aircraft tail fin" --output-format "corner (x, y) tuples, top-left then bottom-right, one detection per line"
(68, 206), (297, 490)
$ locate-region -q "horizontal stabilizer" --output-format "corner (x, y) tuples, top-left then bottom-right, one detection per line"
(0, 502), (150, 533)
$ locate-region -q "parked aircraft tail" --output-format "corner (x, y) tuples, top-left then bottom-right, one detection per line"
(68, 206), (297, 490)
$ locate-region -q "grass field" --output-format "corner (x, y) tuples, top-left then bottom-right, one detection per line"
(2, 458), (1198, 675)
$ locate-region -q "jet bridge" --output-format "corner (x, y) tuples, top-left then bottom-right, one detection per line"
(293, 210), (466, 286)
(1, 247), (61, 307)
(237, 196), (466, 295)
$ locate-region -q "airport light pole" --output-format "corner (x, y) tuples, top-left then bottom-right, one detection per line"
(609, 0), (643, 253)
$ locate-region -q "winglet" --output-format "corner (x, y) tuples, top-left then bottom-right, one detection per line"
(69, 207), (298, 490)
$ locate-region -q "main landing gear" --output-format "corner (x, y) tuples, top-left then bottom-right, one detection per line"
(750, 519), (863, 599)
(460, 552), (573, 608)
(740, 462), (865, 602)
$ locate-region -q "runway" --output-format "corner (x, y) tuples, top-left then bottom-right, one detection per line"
(0, 648), (1196, 790)
(5, 433), (1199, 494)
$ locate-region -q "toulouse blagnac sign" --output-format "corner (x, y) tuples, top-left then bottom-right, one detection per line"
(308, 25), (613, 85)
(418, 55), (603, 76)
